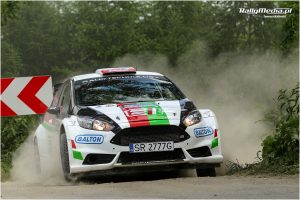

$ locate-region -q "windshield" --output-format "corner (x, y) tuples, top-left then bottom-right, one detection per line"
(74, 75), (186, 106)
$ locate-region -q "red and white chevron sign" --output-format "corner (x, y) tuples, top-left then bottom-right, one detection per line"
(0, 76), (53, 116)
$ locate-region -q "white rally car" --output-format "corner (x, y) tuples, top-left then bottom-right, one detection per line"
(34, 67), (223, 181)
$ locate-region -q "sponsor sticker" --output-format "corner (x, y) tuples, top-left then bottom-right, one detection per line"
(118, 101), (170, 127)
(194, 127), (213, 138)
(75, 134), (104, 144)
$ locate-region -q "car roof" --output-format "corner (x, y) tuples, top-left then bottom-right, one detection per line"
(72, 70), (164, 81)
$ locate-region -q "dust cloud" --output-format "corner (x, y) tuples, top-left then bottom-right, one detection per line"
(10, 130), (67, 185)
(113, 40), (299, 167)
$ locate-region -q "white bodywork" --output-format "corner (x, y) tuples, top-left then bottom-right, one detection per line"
(34, 70), (223, 175)
(35, 109), (222, 174)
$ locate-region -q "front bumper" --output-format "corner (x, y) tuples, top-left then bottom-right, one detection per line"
(71, 152), (223, 174)
(65, 112), (223, 174)
(77, 162), (221, 179)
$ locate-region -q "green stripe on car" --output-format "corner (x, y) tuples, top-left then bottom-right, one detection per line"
(211, 137), (218, 148)
(73, 150), (83, 160)
(141, 102), (170, 125)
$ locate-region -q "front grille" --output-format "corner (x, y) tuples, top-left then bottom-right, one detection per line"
(187, 146), (212, 158)
(83, 154), (116, 165)
(117, 148), (185, 164)
(111, 125), (190, 146)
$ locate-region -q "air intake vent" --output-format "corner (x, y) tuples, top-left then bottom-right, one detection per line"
(187, 146), (212, 158)
(111, 125), (190, 146)
(83, 154), (116, 165)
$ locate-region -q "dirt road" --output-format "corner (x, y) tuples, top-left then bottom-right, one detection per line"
(1, 174), (298, 199)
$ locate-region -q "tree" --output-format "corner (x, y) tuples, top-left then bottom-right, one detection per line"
(2, 2), (70, 78)
(1, 41), (23, 77)
(1, 1), (21, 26)
(280, 1), (299, 54)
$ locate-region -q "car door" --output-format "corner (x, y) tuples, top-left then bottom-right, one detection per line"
(37, 82), (66, 167)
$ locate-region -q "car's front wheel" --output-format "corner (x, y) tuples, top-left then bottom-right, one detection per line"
(196, 167), (216, 177)
(60, 133), (77, 182)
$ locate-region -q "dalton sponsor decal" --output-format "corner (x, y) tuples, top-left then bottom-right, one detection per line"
(75, 134), (104, 144)
(194, 127), (213, 138)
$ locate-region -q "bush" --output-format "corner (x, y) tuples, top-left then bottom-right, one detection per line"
(262, 83), (299, 166)
(227, 83), (299, 175)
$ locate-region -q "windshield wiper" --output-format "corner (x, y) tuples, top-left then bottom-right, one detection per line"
(121, 99), (163, 103)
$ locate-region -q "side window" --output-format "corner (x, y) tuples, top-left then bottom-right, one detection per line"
(59, 82), (71, 115)
(51, 85), (64, 107)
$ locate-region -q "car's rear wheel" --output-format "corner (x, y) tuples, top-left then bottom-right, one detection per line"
(34, 138), (41, 174)
(196, 167), (216, 177)
(60, 133), (77, 182)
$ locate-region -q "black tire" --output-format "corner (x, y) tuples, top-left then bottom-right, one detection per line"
(34, 138), (41, 174)
(196, 168), (216, 177)
(60, 133), (77, 182)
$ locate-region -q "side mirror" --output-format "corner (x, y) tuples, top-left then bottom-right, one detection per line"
(47, 106), (60, 115)
(185, 101), (195, 110)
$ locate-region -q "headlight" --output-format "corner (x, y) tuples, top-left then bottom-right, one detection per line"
(183, 110), (202, 127)
(92, 119), (113, 131)
(77, 117), (114, 131)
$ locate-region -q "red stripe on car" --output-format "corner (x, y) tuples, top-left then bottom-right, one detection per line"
(118, 103), (150, 127)
(71, 140), (76, 149)
(214, 129), (218, 137)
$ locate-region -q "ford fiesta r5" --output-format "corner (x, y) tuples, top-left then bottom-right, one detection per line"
(34, 67), (223, 181)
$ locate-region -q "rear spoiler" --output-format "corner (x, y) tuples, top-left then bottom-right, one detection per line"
(95, 67), (136, 76)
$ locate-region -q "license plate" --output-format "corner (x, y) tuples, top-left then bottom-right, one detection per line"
(129, 141), (174, 153)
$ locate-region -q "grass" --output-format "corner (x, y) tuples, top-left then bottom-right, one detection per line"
(226, 160), (299, 176)
(1, 159), (12, 181)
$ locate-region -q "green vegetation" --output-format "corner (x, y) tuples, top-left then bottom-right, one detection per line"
(1, 116), (40, 180)
(227, 83), (299, 175)
(1, 1), (299, 180)
(1, 1), (298, 79)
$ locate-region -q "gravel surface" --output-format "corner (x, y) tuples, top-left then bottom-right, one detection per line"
(1, 174), (298, 199)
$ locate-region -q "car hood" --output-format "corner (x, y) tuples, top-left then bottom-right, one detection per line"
(88, 100), (182, 129)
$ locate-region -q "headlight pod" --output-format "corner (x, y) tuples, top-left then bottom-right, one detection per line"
(92, 119), (113, 131)
(183, 110), (202, 127)
(77, 116), (114, 131)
